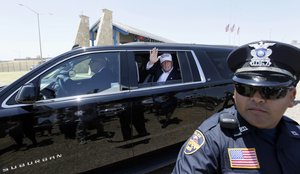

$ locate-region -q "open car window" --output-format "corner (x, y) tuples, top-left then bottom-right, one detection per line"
(134, 51), (182, 88)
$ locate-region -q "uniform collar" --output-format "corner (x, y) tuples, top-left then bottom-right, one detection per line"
(234, 112), (279, 137)
(234, 112), (300, 139)
(232, 113), (252, 137)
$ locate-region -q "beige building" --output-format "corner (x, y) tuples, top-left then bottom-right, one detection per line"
(74, 9), (174, 47)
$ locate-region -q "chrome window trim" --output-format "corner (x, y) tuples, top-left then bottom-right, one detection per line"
(131, 81), (208, 92)
(191, 50), (206, 83)
(34, 89), (131, 104)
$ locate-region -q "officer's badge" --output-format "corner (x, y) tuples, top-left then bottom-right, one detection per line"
(184, 130), (205, 155)
(249, 41), (275, 67)
(228, 148), (260, 169)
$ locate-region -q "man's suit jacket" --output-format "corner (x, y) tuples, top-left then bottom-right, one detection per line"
(61, 67), (115, 96)
(147, 62), (181, 82)
(70, 67), (114, 94)
(88, 67), (115, 92)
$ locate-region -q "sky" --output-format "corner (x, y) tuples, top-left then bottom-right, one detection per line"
(1, 0), (300, 60)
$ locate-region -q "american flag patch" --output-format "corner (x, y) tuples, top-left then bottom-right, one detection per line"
(228, 148), (260, 169)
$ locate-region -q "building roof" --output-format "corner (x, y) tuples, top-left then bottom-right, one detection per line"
(90, 19), (175, 43)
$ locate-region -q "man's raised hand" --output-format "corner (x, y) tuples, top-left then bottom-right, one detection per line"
(149, 47), (159, 64)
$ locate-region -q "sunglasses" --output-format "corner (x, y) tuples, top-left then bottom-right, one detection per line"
(234, 83), (292, 100)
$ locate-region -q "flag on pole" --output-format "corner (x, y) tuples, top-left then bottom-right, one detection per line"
(225, 24), (230, 32)
(237, 27), (240, 35)
(230, 24), (235, 32)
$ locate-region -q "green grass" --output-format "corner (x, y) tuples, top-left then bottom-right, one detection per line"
(0, 71), (28, 86)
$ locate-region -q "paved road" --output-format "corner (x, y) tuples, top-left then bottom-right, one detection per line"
(284, 85), (300, 123)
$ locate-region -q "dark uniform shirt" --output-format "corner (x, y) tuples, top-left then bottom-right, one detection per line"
(172, 106), (300, 174)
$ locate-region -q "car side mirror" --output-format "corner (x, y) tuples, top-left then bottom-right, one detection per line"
(15, 83), (37, 104)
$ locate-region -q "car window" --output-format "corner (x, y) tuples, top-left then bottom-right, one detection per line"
(39, 52), (120, 99)
(134, 51), (182, 87)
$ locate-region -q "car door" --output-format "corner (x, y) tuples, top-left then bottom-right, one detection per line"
(193, 48), (235, 117)
(126, 48), (209, 158)
(0, 50), (135, 173)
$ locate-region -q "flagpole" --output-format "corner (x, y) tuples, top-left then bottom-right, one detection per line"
(230, 24), (235, 45)
(237, 27), (240, 45)
(225, 24), (230, 45)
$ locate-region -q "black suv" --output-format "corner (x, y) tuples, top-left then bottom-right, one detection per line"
(0, 43), (236, 173)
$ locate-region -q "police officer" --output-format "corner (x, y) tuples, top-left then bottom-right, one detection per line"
(172, 40), (300, 174)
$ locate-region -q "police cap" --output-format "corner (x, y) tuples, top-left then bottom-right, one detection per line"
(227, 40), (300, 87)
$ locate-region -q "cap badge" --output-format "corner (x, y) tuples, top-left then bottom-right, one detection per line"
(249, 41), (275, 67)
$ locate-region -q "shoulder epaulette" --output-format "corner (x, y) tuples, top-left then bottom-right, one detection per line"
(282, 116), (299, 125)
(198, 112), (220, 133)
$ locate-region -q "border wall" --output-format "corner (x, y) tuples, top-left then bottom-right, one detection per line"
(0, 59), (42, 72)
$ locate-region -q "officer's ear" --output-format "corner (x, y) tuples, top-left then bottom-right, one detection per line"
(232, 90), (237, 102)
(287, 87), (297, 108)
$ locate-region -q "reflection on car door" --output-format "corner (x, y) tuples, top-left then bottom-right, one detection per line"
(0, 51), (135, 173)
